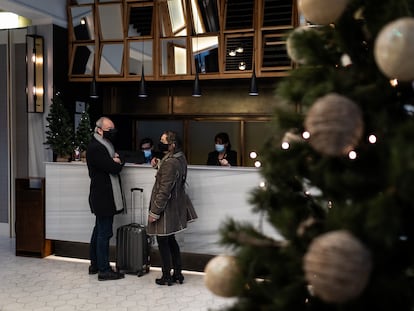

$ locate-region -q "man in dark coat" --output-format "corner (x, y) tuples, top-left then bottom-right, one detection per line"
(86, 116), (125, 281)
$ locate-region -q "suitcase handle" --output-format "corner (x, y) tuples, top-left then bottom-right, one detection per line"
(130, 187), (145, 224)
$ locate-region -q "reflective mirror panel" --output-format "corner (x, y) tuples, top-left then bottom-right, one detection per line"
(159, 0), (187, 37)
(70, 5), (94, 40)
(98, 3), (123, 40)
(70, 44), (95, 75)
(192, 36), (219, 74)
(190, 0), (219, 34)
(128, 40), (153, 76)
(160, 38), (187, 75)
(127, 4), (153, 37)
(225, 36), (253, 72)
(99, 43), (124, 75)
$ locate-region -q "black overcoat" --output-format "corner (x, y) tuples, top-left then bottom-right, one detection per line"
(86, 136), (123, 216)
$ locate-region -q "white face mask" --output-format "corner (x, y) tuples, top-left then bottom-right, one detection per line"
(215, 144), (225, 152)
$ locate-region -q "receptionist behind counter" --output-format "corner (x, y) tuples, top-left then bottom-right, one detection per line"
(206, 132), (237, 167)
(140, 137), (164, 164)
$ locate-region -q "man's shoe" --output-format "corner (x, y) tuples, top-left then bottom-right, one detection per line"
(88, 265), (98, 275)
(98, 270), (125, 281)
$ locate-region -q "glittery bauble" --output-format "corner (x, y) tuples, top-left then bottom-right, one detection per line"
(298, 0), (349, 25)
(374, 17), (414, 82)
(204, 255), (243, 297)
(303, 230), (372, 303)
(304, 93), (363, 156)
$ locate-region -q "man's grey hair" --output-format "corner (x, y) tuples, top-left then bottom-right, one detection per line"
(94, 117), (106, 133)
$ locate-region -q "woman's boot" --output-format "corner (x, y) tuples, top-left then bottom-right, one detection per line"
(172, 271), (184, 284)
(155, 271), (173, 286)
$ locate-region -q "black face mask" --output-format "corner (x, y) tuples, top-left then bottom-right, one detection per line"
(158, 142), (169, 152)
(102, 128), (117, 143)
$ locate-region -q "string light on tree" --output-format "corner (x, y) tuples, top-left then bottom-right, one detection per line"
(368, 135), (377, 144)
(348, 150), (357, 160)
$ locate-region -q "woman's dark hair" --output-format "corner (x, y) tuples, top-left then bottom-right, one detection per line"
(215, 132), (232, 150)
(164, 130), (183, 151)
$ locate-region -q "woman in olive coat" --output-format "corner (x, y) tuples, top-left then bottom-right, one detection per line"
(147, 130), (196, 285)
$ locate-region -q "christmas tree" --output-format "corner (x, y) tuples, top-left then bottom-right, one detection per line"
(74, 104), (93, 152)
(45, 93), (74, 157)
(205, 1), (414, 310)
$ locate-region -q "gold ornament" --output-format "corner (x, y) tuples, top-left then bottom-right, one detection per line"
(304, 93), (364, 156)
(303, 230), (372, 303)
(204, 255), (243, 297)
(374, 17), (414, 82)
(298, 0), (349, 25)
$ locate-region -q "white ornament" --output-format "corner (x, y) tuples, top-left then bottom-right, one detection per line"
(204, 255), (242, 297)
(304, 93), (364, 156)
(374, 17), (414, 82)
(303, 230), (372, 303)
(286, 26), (312, 64)
(298, 0), (349, 25)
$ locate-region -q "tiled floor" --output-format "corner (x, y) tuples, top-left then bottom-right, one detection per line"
(0, 228), (236, 311)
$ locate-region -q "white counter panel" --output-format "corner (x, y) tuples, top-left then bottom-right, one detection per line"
(45, 162), (280, 255)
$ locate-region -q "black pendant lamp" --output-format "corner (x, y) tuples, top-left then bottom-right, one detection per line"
(192, 70), (201, 97)
(89, 76), (99, 99)
(138, 65), (148, 98)
(249, 65), (259, 96)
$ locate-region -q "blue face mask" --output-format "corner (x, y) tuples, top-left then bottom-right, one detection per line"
(143, 149), (152, 158)
(215, 144), (225, 153)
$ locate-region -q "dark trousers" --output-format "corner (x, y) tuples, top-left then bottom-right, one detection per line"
(89, 215), (114, 272)
(156, 234), (182, 276)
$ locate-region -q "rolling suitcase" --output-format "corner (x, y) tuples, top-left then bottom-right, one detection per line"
(116, 187), (151, 277)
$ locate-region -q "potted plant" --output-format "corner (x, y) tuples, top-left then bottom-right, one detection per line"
(74, 104), (93, 161)
(45, 94), (74, 162)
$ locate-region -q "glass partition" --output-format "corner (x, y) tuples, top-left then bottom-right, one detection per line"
(188, 121), (240, 165)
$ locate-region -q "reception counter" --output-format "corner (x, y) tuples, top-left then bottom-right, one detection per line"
(45, 162), (280, 256)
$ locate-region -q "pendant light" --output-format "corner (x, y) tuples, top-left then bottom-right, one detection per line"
(89, 76), (98, 99)
(192, 70), (201, 97)
(138, 41), (148, 98)
(192, 31), (201, 97)
(249, 64), (259, 96)
(138, 65), (148, 98)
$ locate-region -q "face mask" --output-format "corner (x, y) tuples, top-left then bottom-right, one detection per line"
(102, 128), (117, 142)
(143, 149), (152, 158)
(158, 142), (169, 152)
(215, 144), (225, 153)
